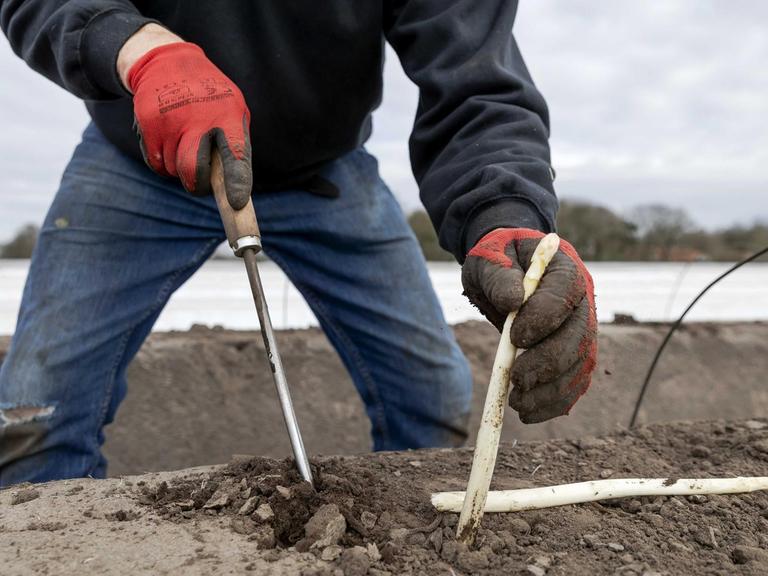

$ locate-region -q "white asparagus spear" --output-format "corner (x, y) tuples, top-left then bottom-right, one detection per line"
(456, 233), (561, 544)
(434, 476), (768, 513)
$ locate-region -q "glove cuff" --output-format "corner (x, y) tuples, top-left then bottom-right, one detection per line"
(461, 198), (551, 262)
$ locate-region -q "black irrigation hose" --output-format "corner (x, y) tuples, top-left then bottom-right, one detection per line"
(629, 245), (768, 429)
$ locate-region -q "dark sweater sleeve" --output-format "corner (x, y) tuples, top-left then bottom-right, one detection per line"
(384, 0), (558, 261)
(1, 0), (154, 99)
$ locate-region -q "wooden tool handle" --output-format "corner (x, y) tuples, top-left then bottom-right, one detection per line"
(211, 148), (260, 250)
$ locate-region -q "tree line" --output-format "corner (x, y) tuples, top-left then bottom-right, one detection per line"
(2, 201), (766, 261)
(0, 224), (37, 259)
(408, 201), (768, 262)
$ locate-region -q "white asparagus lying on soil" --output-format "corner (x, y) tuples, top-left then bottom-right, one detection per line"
(433, 476), (768, 513)
(456, 233), (561, 544)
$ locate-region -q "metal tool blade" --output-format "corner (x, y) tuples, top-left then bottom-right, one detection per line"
(242, 248), (314, 485)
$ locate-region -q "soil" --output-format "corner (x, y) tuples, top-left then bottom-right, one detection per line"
(2, 418), (768, 575)
(85, 321), (768, 474)
(2, 322), (768, 574)
(1, 321), (767, 477)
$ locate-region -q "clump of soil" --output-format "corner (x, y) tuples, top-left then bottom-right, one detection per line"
(140, 455), (441, 569)
(136, 419), (768, 575)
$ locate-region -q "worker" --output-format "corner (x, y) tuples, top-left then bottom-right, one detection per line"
(0, 2), (597, 486)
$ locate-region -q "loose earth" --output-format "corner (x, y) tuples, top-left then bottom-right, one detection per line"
(2, 419), (767, 575)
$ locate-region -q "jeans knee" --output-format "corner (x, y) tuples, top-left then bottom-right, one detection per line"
(0, 403), (56, 468)
(0, 404), (56, 426)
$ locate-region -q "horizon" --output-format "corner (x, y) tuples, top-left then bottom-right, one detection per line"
(2, 1), (767, 242)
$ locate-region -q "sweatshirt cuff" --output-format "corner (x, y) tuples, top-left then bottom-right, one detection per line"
(462, 198), (553, 259)
(80, 10), (157, 97)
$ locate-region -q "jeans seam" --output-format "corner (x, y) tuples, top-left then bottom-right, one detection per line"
(90, 237), (222, 474)
(267, 252), (391, 446)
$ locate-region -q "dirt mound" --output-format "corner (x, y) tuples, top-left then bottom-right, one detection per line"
(2, 321), (768, 477)
(111, 321), (768, 475)
(5, 419), (764, 575)
(137, 418), (768, 575)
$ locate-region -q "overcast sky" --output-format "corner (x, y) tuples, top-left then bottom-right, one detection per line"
(1, 1), (767, 242)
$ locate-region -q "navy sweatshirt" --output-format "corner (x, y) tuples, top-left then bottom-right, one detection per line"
(0, 1), (557, 260)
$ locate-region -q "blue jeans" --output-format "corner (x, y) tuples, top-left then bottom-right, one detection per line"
(0, 124), (472, 485)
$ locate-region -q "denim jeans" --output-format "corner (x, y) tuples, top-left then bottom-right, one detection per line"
(0, 124), (472, 485)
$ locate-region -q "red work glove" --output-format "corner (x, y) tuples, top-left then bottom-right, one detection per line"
(127, 42), (252, 209)
(462, 228), (597, 423)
